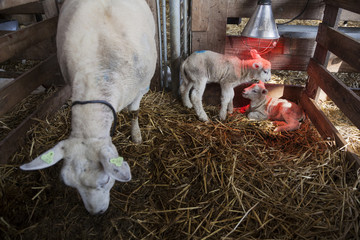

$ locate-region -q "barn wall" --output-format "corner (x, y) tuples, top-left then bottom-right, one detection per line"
(191, 0), (360, 71)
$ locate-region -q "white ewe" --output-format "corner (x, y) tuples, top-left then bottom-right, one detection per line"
(20, 0), (156, 214)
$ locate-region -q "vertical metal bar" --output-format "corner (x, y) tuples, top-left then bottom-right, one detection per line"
(183, 0), (188, 57)
(169, 0), (181, 97)
(156, 0), (163, 88)
(162, 0), (168, 88)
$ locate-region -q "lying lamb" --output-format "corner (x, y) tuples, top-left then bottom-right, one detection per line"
(180, 50), (271, 121)
(241, 81), (305, 132)
(20, 0), (156, 214)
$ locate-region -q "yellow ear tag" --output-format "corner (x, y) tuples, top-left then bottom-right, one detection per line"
(41, 151), (54, 164)
(110, 157), (123, 167)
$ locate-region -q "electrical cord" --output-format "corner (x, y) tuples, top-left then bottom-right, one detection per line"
(278, 0), (310, 25)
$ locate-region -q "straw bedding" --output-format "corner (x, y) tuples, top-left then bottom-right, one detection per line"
(1, 89), (359, 240)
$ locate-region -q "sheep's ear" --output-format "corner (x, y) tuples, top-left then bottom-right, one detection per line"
(252, 62), (263, 69)
(258, 80), (265, 85)
(262, 89), (268, 95)
(20, 141), (65, 170)
(100, 146), (131, 182)
(250, 49), (261, 59)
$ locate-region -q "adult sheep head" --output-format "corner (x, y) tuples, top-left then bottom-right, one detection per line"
(248, 49), (272, 82)
(20, 137), (131, 215)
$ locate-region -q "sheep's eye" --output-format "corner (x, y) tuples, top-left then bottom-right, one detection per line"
(263, 70), (268, 74)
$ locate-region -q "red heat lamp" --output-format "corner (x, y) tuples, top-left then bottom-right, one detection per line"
(241, 0), (280, 55)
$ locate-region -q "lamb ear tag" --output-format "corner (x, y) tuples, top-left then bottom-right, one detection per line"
(40, 151), (55, 164)
(110, 157), (124, 167)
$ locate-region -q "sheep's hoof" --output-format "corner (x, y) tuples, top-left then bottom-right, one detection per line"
(131, 133), (142, 144)
(219, 114), (227, 121)
(199, 116), (209, 122)
(184, 103), (193, 109)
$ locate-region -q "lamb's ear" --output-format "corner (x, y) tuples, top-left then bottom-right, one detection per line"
(262, 88), (268, 95)
(20, 141), (65, 170)
(100, 146), (131, 182)
(252, 62), (263, 69)
(250, 49), (261, 59)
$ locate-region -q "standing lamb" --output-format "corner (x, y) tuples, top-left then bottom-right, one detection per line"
(241, 81), (305, 132)
(180, 50), (272, 122)
(20, 0), (157, 214)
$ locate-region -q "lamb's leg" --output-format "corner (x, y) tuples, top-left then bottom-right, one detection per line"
(128, 90), (147, 143)
(274, 119), (301, 132)
(180, 80), (193, 109)
(191, 79), (208, 122)
(219, 86), (234, 121)
(228, 98), (234, 115)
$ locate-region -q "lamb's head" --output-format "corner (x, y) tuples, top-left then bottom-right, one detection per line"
(20, 137), (131, 215)
(247, 49), (271, 82)
(242, 81), (268, 101)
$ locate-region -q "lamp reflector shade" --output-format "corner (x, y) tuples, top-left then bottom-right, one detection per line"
(241, 3), (279, 39)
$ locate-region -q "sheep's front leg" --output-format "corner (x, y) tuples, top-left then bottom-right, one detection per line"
(219, 85), (234, 121)
(191, 79), (208, 122)
(128, 90), (147, 143)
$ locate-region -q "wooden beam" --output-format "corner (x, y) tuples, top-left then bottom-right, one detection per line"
(42, 0), (58, 18)
(307, 58), (360, 130)
(0, 54), (60, 116)
(325, 0), (360, 15)
(0, 2), (43, 14)
(0, 84), (71, 164)
(300, 92), (360, 167)
(227, 0), (324, 20)
(317, 24), (360, 71)
(226, 0), (360, 21)
(0, 0), (39, 11)
(0, 16), (58, 63)
(305, 4), (340, 99)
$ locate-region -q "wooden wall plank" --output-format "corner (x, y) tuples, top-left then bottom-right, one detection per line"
(317, 24), (360, 71)
(225, 36), (314, 71)
(206, 1), (228, 54)
(191, 31), (208, 52)
(0, 2), (43, 14)
(0, 84), (71, 164)
(228, 0), (324, 20)
(0, 17), (58, 63)
(326, 53), (357, 72)
(227, 0), (360, 21)
(325, 0), (360, 15)
(191, 0), (209, 32)
(0, 0), (38, 11)
(300, 92), (360, 167)
(305, 4), (340, 99)
(0, 54), (60, 116)
(42, 0), (58, 18)
(307, 58), (360, 129)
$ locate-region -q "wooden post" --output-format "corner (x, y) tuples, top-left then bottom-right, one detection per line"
(42, 0), (59, 18)
(305, 5), (341, 100)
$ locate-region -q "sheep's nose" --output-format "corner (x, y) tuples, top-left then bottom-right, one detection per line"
(98, 209), (105, 214)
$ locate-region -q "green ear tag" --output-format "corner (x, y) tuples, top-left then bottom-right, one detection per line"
(41, 151), (54, 164)
(110, 157), (124, 167)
